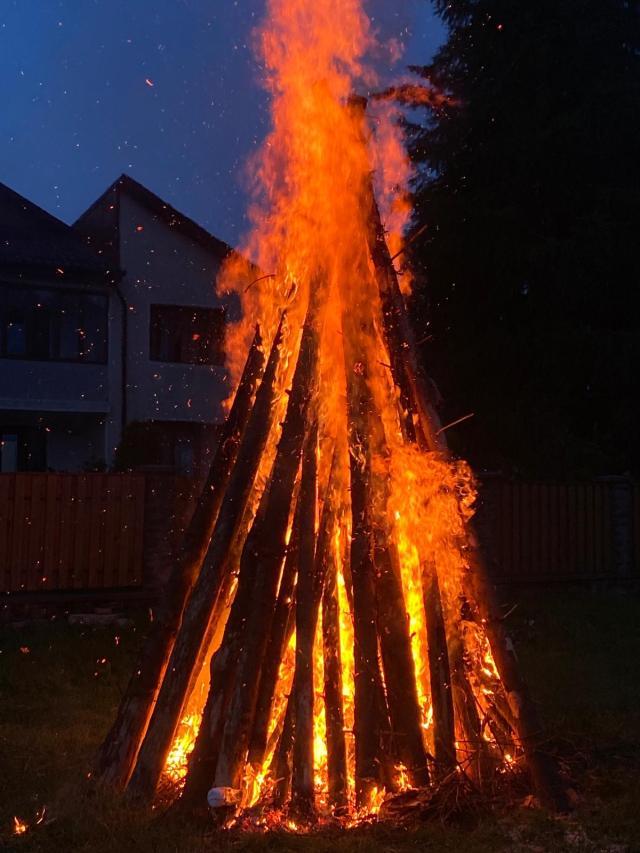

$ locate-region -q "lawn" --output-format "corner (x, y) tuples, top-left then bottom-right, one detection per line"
(1, 587), (639, 852)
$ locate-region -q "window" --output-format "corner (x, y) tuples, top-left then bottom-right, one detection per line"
(0, 433), (18, 472)
(0, 428), (46, 471)
(0, 285), (108, 363)
(149, 304), (225, 365)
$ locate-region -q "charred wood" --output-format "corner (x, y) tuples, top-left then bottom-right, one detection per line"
(322, 552), (348, 810)
(422, 558), (456, 778)
(212, 311), (320, 793)
(93, 326), (265, 790)
(125, 317), (286, 803)
(290, 420), (320, 816)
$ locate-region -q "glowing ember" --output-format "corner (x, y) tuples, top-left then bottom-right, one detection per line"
(13, 816), (28, 835)
(164, 712), (201, 785)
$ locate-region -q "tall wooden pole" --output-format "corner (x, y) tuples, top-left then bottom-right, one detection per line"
(212, 310), (320, 794)
(422, 558), (456, 777)
(246, 498), (300, 773)
(93, 326), (265, 790)
(322, 549), (348, 810)
(290, 420), (319, 816)
(363, 133), (569, 810)
(126, 317), (286, 803)
(342, 332), (389, 806)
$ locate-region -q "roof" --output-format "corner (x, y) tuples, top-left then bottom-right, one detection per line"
(75, 174), (235, 260)
(0, 181), (112, 277)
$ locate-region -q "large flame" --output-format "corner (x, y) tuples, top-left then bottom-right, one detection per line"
(162, 0), (512, 823)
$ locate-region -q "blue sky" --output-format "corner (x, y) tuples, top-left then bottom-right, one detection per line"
(0, 1), (444, 244)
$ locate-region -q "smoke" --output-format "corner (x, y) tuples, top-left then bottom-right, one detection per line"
(365, 0), (425, 70)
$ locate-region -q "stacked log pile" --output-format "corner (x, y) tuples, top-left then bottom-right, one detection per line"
(93, 99), (567, 825)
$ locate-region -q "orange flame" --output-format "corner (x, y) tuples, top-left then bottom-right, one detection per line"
(159, 0), (512, 824)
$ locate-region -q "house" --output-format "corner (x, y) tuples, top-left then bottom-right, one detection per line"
(74, 174), (240, 475)
(0, 175), (241, 475)
(0, 181), (120, 473)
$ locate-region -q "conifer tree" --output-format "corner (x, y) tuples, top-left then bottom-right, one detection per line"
(408, 0), (640, 475)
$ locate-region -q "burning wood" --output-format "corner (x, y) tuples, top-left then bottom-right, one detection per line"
(96, 0), (567, 828)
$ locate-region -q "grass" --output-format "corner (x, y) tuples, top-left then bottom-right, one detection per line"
(1, 587), (639, 852)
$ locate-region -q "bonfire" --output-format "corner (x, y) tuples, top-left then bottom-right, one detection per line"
(93, 0), (567, 826)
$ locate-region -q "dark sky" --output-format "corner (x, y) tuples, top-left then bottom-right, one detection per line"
(0, 1), (444, 245)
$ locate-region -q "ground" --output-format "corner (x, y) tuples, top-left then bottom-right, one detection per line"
(0, 587), (638, 852)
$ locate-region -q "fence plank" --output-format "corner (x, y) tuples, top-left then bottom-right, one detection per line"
(105, 474), (123, 587)
(57, 476), (73, 588)
(43, 475), (61, 590)
(2, 473), (637, 593)
(1, 473), (147, 592)
(10, 475), (28, 592)
(71, 476), (86, 589)
(0, 475), (14, 592)
(87, 474), (99, 589)
(131, 475), (146, 586)
(26, 474), (47, 590)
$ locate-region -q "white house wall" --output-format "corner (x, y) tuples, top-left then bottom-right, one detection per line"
(118, 193), (236, 425)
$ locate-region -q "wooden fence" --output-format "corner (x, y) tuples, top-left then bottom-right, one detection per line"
(475, 476), (638, 582)
(1, 473), (638, 595)
(0, 473), (145, 593)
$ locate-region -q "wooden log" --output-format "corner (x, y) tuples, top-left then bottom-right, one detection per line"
(244, 440), (346, 783)
(345, 443), (382, 799)
(445, 624), (495, 783)
(484, 699), (516, 754)
(93, 325), (265, 790)
(373, 535), (430, 788)
(246, 500), (300, 773)
(177, 485), (271, 813)
(343, 362), (388, 805)
(421, 558), (456, 778)
(364, 161), (569, 811)
(181, 320), (317, 809)
(212, 312), (320, 794)
(339, 261), (429, 790)
(264, 443), (339, 813)
(125, 316), (287, 803)
(178, 559), (257, 809)
(290, 420), (319, 816)
(272, 451), (339, 811)
(322, 547), (348, 810)
(272, 688), (295, 807)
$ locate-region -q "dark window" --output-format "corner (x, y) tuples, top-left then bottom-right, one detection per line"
(0, 433), (19, 472)
(0, 428), (46, 471)
(149, 304), (225, 365)
(0, 284), (108, 363)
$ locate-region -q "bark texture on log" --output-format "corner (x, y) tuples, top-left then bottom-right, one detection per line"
(373, 538), (430, 787)
(365, 174), (569, 811)
(246, 503), (299, 773)
(273, 689), (295, 807)
(290, 420), (319, 816)
(212, 314), (320, 793)
(342, 332), (388, 804)
(322, 552), (348, 810)
(126, 317), (286, 803)
(422, 558), (456, 778)
(93, 326), (265, 790)
(179, 531), (261, 808)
